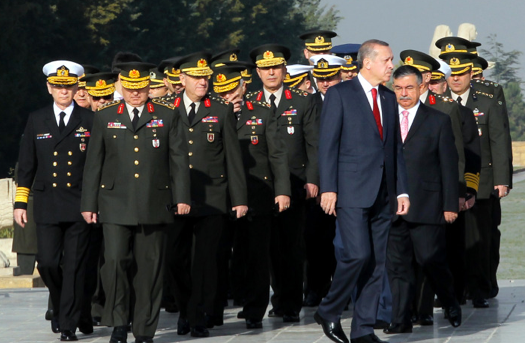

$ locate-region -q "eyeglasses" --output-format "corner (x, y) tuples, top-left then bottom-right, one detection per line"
(92, 95), (113, 101)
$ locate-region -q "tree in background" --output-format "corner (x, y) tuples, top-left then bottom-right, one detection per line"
(0, 0), (340, 178)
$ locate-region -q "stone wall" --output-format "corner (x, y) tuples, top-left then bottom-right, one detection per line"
(513, 142), (525, 168)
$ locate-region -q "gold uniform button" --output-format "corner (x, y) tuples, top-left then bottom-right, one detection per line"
(66, 183), (71, 187)
(252, 131), (256, 134)
(68, 151), (72, 156)
(134, 147), (139, 152)
(134, 173), (139, 178)
(134, 160), (139, 165)
(113, 135), (117, 139)
(52, 183), (57, 187)
(53, 151), (58, 156)
(53, 162), (57, 166)
(220, 175), (224, 178)
(134, 135), (139, 139)
(68, 161), (72, 166)
(189, 128), (194, 132)
(189, 164), (193, 169)
(101, 185), (105, 188)
(53, 173), (57, 177)
(189, 140), (194, 144)
(67, 172), (71, 176)
(264, 176), (268, 180)
(188, 152), (193, 156)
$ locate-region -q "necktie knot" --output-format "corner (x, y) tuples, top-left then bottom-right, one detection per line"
(371, 87), (377, 99)
(402, 110), (409, 118)
(457, 96), (462, 104)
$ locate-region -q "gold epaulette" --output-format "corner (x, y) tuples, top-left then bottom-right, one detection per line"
(475, 90), (494, 99)
(209, 95), (230, 106)
(245, 91), (256, 99)
(465, 172), (480, 192)
(434, 94), (455, 103)
(253, 100), (271, 109)
(473, 79), (500, 88)
(289, 87), (309, 97)
(151, 98), (175, 109)
(97, 99), (121, 111)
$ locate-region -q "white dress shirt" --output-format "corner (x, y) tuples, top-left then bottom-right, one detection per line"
(263, 86), (284, 108)
(53, 102), (75, 126)
(357, 73), (383, 124)
(398, 101), (421, 133)
(450, 88), (470, 106)
(419, 89), (429, 104)
(183, 91), (201, 115)
(125, 103), (145, 122)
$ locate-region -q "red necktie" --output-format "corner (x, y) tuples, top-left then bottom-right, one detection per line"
(371, 88), (383, 140)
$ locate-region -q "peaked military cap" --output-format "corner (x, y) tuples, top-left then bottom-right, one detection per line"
(435, 36), (481, 55)
(78, 65), (100, 88)
(331, 43), (360, 71)
(439, 51), (474, 75)
(211, 49), (241, 68)
(149, 68), (166, 88)
(284, 64), (313, 88)
(471, 56), (489, 76)
(431, 59), (452, 81)
(250, 44), (291, 68)
(174, 51), (213, 77)
(299, 30), (337, 52)
(43, 60), (84, 86)
(159, 57), (182, 85)
(400, 50), (440, 73)
(114, 62), (156, 89)
(310, 55), (346, 78)
(82, 72), (118, 97)
(211, 62), (246, 93)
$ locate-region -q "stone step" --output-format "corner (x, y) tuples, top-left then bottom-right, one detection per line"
(0, 266), (20, 276)
(0, 275), (45, 288)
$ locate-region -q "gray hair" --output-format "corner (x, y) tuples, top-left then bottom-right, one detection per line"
(393, 65), (423, 85)
(357, 39), (389, 65)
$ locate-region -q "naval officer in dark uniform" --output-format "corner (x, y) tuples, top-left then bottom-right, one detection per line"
(81, 61), (191, 343)
(14, 60), (93, 342)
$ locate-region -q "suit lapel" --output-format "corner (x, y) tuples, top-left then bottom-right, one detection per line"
(237, 109), (249, 130)
(404, 105), (427, 144)
(135, 102), (153, 132)
(192, 100), (209, 127)
(53, 104), (83, 146)
(177, 97), (190, 127)
(120, 105), (134, 133)
(378, 87), (389, 144)
(353, 80), (382, 140)
(44, 106), (60, 140)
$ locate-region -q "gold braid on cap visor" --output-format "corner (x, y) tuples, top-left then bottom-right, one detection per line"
(431, 72), (445, 81)
(181, 67), (213, 77)
(213, 75), (241, 93)
(450, 63), (473, 75)
(86, 84), (116, 97)
(120, 74), (150, 89)
(47, 75), (78, 86)
(312, 67), (341, 78)
(341, 65), (357, 71)
(472, 67), (483, 76)
(305, 42), (332, 52)
(150, 80), (166, 89)
(284, 73), (308, 88)
(256, 57), (286, 68)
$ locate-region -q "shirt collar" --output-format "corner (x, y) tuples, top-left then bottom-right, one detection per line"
(398, 100), (421, 116)
(263, 85), (284, 106)
(53, 101), (75, 116)
(357, 72), (377, 94)
(124, 102), (145, 115)
(183, 91), (201, 113)
(419, 89), (429, 103)
(450, 88), (470, 106)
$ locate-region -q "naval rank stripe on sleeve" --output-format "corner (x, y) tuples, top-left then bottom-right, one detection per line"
(15, 186), (30, 203)
(464, 172), (480, 192)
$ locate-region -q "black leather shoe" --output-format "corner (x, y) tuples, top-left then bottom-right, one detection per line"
(177, 317), (190, 335)
(373, 320), (389, 330)
(415, 314), (433, 326)
(78, 317), (94, 334)
(237, 310), (246, 319)
(134, 337), (153, 343)
(268, 308), (283, 317)
(472, 298), (489, 308)
(314, 311), (349, 343)
(51, 317), (60, 333)
(60, 330), (78, 341)
(110, 326), (128, 343)
(246, 318), (263, 329)
(304, 291), (321, 307)
(190, 326), (209, 338)
(383, 322), (412, 334)
(283, 311), (300, 322)
(92, 316), (102, 326)
(351, 333), (389, 343)
(45, 309), (53, 321)
(445, 305), (462, 327)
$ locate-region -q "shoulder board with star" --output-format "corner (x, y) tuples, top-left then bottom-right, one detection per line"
(97, 99), (121, 111)
(151, 98), (175, 109)
(209, 95), (230, 106)
(288, 87), (309, 97)
(434, 94), (455, 103)
(472, 78), (500, 88)
(475, 90), (494, 99)
(160, 94), (175, 102)
(253, 100), (271, 109)
(245, 90), (258, 100)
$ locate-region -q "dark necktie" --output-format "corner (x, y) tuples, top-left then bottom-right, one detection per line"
(58, 111), (66, 133)
(371, 88), (383, 140)
(132, 108), (140, 130)
(269, 94), (277, 114)
(457, 96), (463, 105)
(188, 102), (196, 124)
(235, 111), (242, 120)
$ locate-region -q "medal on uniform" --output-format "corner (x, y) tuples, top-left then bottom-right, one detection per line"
(207, 133), (215, 142)
(79, 143), (86, 152)
(152, 138), (160, 148)
(287, 126), (294, 135)
(478, 128), (482, 136)
(251, 135), (259, 145)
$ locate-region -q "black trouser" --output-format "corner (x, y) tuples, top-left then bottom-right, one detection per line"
(490, 198), (502, 295)
(81, 224), (103, 322)
(36, 221), (90, 331)
(101, 224), (166, 338)
(387, 220), (457, 324)
(171, 215), (224, 327)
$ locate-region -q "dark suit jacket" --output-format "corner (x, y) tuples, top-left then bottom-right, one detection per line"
(175, 93), (247, 216)
(15, 102), (93, 224)
(318, 77), (408, 212)
(80, 98), (191, 225)
(402, 103), (459, 225)
(236, 100), (291, 215)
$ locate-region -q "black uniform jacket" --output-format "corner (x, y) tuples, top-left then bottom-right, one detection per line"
(15, 102), (93, 224)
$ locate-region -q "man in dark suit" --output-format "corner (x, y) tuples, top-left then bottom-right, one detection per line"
(167, 52), (248, 338)
(14, 60), (93, 342)
(383, 66), (462, 334)
(247, 44), (319, 322)
(314, 39), (409, 343)
(80, 61), (191, 343)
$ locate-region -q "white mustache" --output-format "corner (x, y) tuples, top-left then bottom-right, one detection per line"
(399, 96), (412, 100)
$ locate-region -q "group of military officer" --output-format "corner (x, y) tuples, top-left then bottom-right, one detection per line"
(13, 28), (511, 343)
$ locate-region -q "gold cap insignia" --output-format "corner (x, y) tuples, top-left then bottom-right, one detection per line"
(404, 56), (413, 65)
(129, 69), (140, 78)
(57, 66), (69, 77)
(344, 56), (353, 63)
(96, 79), (107, 87)
(450, 57), (460, 66)
(317, 59), (329, 69)
(285, 73), (291, 80)
(315, 36), (325, 44)
(263, 51), (274, 59)
(150, 71), (157, 79)
(446, 44), (455, 52)
(230, 53), (238, 61)
(216, 74), (226, 82)
(197, 59), (208, 68)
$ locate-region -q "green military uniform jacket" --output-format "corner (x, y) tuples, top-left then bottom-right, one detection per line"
(237, 100), (291, 215)
(246, 86), (319, 197)
(81, 98), (191, 224)
(174, 92), (247, 216)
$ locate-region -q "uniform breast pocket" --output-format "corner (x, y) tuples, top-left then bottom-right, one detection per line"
(202, 127), (221, 144)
